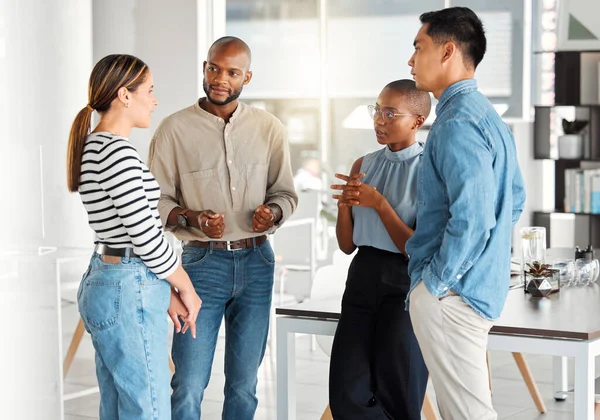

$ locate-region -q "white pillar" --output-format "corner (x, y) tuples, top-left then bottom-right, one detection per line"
(0, 0), (93, 250)
(0, 4), (93, 420)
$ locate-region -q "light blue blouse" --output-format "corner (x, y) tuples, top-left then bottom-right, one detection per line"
(352, 142), (423, 254)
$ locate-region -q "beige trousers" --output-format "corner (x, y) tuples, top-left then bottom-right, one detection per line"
(409, 281), (497, 420)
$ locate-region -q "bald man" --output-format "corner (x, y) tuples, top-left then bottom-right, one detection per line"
(149, 36), (298, 419)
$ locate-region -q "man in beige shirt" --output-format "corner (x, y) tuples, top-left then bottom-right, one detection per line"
(148, 36), (297, 420)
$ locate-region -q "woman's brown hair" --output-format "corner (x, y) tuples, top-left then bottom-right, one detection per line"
(66, 54), (149, 192)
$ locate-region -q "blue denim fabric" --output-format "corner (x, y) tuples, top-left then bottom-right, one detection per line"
(405, 79), (526, 320)
(171, 240), (275, 420)
(77, 252), (171, 420)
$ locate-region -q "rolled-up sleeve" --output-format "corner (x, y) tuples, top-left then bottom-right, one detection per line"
(265, 121), (298, 226)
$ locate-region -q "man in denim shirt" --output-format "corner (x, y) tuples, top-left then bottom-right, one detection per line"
(405, 7), (526, 420)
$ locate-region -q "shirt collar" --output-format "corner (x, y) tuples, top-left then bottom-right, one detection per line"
(384, 142), (423, 162)
(193, 98), (246, 124)
(435, 79), (478, 115)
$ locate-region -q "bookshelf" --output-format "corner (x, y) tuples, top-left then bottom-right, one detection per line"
(533, 51), (600, 247)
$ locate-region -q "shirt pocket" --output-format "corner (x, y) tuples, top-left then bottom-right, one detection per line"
(245, 163), (268, 211)
(180, 168), (226, 212)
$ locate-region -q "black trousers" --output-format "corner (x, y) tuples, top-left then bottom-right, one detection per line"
(329, 246), (428, 420)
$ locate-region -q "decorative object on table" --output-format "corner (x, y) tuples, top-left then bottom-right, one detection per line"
(575, 244), (595, 260)
(521, 227), (546, 264)
(524, 261), (560, 297)
(558, 119), (588, 159)
(573, 245), (599, 286)
(549, 259), (576, 287)
(575, 258), (600, 286)
(521, 227), (547, 293)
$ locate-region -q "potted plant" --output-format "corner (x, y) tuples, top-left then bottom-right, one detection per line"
(558, 119), (588, 159)
(524, 261), (560, 297)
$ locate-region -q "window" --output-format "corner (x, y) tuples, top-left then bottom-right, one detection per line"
(225, 0), (527, 177)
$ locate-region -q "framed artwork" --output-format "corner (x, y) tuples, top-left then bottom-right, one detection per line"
(557, 0), (600, 50)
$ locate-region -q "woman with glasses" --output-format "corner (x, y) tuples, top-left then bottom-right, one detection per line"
(329, 79), (431, 419)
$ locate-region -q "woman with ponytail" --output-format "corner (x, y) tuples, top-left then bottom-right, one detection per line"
(66, 54), (201, 420)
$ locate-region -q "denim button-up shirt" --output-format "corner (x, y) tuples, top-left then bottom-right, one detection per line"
(405, 79), (526, 320)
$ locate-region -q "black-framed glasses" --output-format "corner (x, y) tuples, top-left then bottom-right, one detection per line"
(367, 105), (420, 123)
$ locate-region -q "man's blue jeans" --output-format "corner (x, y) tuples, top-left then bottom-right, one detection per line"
(171, 240), (275, 420)
(78, 252), (172, 420)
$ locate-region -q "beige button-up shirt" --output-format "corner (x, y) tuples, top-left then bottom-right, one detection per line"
(148, 100), (298, 242)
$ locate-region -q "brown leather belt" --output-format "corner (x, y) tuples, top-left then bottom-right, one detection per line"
(186, 235), (267, 251)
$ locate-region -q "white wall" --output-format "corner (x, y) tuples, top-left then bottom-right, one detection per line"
(0, 3), (92, 418)
(92, 0), (200, 161)
(0, 0), (93, 250)
(0, 0), (214, 250)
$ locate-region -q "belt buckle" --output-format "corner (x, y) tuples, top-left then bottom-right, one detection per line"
(226, 241), (241, 251)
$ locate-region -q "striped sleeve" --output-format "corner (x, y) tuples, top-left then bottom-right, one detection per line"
(97, 139), (178, 279)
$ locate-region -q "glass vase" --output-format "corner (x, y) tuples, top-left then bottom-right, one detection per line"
(521, 227), (547, 292)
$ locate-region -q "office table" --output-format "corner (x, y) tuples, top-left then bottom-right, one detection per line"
(276, 285), (600, 420)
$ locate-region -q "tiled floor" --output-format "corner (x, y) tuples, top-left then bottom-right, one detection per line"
(61, 297), (600, 420)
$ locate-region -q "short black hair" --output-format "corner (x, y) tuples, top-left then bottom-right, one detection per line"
(384, 79), (431, 119)
(420, 7), (486, 69)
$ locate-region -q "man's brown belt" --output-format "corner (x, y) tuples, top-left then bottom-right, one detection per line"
(186, 235), (268, 251)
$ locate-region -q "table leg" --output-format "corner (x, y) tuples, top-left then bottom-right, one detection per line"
(422, 391), (438, 420)
(63, 318), (85, 378)
(277, 317), (297, 420)
(512, 352), (546, 413)
(320, 404), (333, 420)
(553, 356), (569, 401)
(573, 347), (594, 420)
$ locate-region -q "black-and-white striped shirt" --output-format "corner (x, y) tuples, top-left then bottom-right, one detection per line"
(79, 132), (178, 279)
